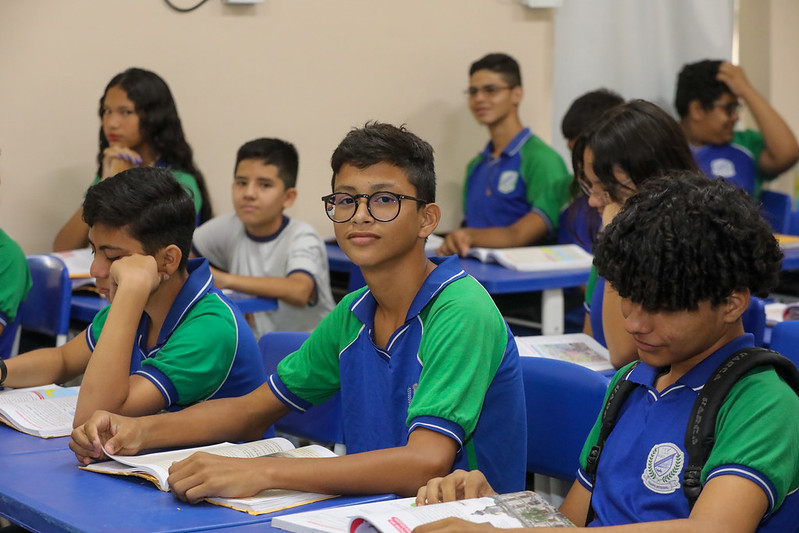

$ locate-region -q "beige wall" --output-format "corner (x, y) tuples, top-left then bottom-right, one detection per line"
(0, 0), (555, 253)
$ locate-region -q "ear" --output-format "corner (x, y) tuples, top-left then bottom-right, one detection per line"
(723, 289), (750, 323)
(159, 244), (183, 276)
(282, 187), (298, 209)
(511, 85), (523, 106)
(688, 99), (707, 120)
(418, 203), (441, 240)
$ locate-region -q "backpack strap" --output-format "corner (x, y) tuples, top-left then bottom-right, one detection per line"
(682, 347), (799, 510)
(584, 362), (639, 525)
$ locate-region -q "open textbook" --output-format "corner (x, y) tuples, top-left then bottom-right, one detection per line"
(0, 384), (79, 438)
(51, 247), (99, 292)
(465, 244), (593, 272)
(272, 491), (574, 533)
(80, 437), (339, 514)
(515, 333), (613, 372)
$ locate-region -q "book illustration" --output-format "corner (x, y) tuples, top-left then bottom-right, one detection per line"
(515, 334), (612, 372)
(467, 245), (593, 272)
(0, 385), (79, 438)
(80, 437), (338, 515)
(272, 491), (573, 533)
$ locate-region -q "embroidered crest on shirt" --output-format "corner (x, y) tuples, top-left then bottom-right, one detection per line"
(710, 158), (736, 179)
(497, 171), (519, 194)
(642, 442), (684, 494)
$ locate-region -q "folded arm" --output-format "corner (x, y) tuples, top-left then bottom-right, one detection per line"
(210, 268), (316, 307)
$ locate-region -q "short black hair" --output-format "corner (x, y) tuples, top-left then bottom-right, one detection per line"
(561, 89), (624, 141)
(674, 59), (729, 118)
(594, 172), (782, 311)
(235, 138), (299, 189)
(572, 100), (697, 203)
(469, 53), (522, 87)
(330, 122), (436, 203)
(83, 167), (195, 270)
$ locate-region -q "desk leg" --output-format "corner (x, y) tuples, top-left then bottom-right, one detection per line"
(541, 289), (564, 336)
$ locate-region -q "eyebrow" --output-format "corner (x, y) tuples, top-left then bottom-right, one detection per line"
(336, 182), (398, 193)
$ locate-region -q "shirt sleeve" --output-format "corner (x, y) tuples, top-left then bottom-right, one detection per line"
(0, 234), (31, 322)
(520, 142), (571, 229)
(408, 277), (510, 441)
(170, 170), (203, 215)
(192, 215), (235, 271)
(284, 226), (328, 304)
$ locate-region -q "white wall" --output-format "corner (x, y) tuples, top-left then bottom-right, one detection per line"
(0, 0), (556, 253)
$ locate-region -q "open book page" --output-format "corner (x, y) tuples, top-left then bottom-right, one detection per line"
(515, 334), (612, 372)
(83, 437), (296, 491)
(51, 248), (94, 278)
(273, 492), (573, 533)
(0, 385), (79, 438)
(467, 245), (593, 272)
(776, 233), (799, 249)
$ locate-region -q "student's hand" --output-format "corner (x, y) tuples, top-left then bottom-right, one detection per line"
(209, 265), (232, 290)
(413, 518), (498, 532)
(168, 452), (267, 504)
(716, 62), (753, 98)
(108, 254), (165, 302)
(437, 229), (472, 257)
(101, 146), (144, 180)
(70, 410), (146, 465)
(416, 469), (496, 505)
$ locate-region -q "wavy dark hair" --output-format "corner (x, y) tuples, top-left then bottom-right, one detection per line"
(572, 100), (697, 205)
(594, 172), (782, 311)
(674, 59), (728, 118)
(97, 68), (212, 223)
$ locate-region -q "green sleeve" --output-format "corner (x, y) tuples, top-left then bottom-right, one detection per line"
(0, 231), (32, 321)
(585, 265), (598, 307)
(519, 139), (571, 229)
(733, 129), (773, 197)
(410, 277), (509, 438)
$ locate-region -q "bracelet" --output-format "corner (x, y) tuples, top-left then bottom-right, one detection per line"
(0, 358), (6, 387)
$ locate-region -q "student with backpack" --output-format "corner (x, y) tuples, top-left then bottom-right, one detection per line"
(415, 172), (799, 532)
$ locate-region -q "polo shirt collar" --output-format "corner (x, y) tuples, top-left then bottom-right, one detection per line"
(245, 216), (290, 243)
(157, 257), (214, 345)
(349, 256), (467, 327)
(480, 128), (533, 159)
(627, 333), (755, 391)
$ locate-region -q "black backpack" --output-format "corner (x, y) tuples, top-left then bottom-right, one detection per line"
(584, 347), (799, 525)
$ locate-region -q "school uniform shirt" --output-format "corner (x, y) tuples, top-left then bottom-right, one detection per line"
(576, 333), (799, 531)
(692, 130), (774, 198)
(0, 229), (31, 356)
(268, 256), (527, 494)
(192, 214), (335, 337)
(463, 128), (571, 236)
(86, 258), (266, 409)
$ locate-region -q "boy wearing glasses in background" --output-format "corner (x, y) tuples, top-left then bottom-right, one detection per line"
(70, 122), (527, 502)
(437, 52), (571, 257)
(191, 138), (335, 338)
(675, 59), (799, 198)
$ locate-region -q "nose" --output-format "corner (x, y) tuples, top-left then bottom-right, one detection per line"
(351, 196), (373, 223)
(244, 182), (257, 198)
(89, 254), (109, 280)
(623, 302), (653, 336)
(587, 190), (606, 209)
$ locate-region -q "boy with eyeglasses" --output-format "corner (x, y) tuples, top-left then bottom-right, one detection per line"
(70, 122), (527, 502)
(438, 52), (571, 257)
(675, 59), (799, 198)
(191, 137), (335, 338)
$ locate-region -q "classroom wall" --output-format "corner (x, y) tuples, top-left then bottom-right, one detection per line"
(0, 0), (555, 253)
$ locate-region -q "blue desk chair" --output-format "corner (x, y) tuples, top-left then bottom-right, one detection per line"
(760, 190), (792, 234)
(742, 296), (766, 347)
(20, 255), (72, 347)
(767, 321), (799, 368)
(521, 356), (609, 480)
(258, 331), (346, 454)
(0, 312), (23, 359)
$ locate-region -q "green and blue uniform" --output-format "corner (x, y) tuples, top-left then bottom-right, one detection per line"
(692, 130), (774, 198)
(0, 229), (32, 358)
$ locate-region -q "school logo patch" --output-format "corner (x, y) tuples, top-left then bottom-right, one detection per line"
(641, 442), (684, 494)
(497, 171), (519, 194)
(710, 158), (736, 178)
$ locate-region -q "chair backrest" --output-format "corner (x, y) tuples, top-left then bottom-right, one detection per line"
(521, 356), (609, 480)
(20, 255), (72, 346)
(742, 296), (766, 347)
(768, 321), (799, 368)
(258, 332), (345, 450)
(760, 190), (792, 234)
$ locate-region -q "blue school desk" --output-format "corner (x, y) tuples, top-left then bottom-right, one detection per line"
(0, 441), (393, 532)
(70, 292), (278, 324)
(325, 243), (591, 335)
(781, 245), (799, 270)
(0, 423), (69, 456)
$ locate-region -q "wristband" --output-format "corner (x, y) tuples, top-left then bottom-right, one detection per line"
(0, 358), (6, 387)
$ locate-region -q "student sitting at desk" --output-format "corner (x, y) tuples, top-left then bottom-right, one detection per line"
(53, 67), (213, 251)
(192, 138), (335, 337)
(416, 173), (799, 532)
(0, 168), (265, 425)
(573, 100), (697, 368)
(70, 122), (527, 501)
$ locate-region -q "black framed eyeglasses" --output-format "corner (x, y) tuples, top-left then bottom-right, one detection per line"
(321, 191), (428, 223)
(464, 84), (514, 98)
(712, 101), (742, 117)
